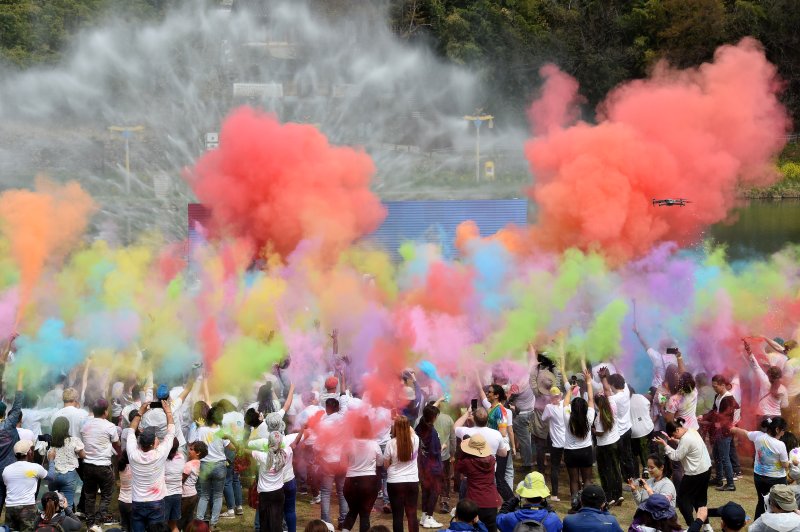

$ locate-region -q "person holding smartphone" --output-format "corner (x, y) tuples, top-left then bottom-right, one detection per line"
(628, 454), (676, 508)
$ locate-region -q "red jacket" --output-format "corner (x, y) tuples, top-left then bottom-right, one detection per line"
(455, 452), (502, 509)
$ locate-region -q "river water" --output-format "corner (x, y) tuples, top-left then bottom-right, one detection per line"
(708, 200), (800, 260)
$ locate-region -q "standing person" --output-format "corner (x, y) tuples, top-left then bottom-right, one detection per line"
(730, 417), (789, 520)
(477, 378), (515, 498)
(628, 454), (677, 507)
(745, 341), (789, 426)
(454, 434), (503, 532)
(629, 390), (655, 475)
(383, 416), (420, 532)
(415, 405), (444, 529)
(593, 394), (623, 506)
(453, 408), (509, 501)
(180, 441), (206, 532)
(0, 372), (26, 515)
(81, 398), (120, 527)
(248, 432), (299, 532)
(509, 344), (539, 474)
(602, 372), (636, 480)
(342, 415), (383, 532)
(541, 387), (565, 501)
(3, 440), (48, 531)
(317, 398), (349, 528)
(117, 451), (133, 532)
(46, 416), (85, 512)
(127, 400), (176, 532)
(193, 406), (235, 527)
(164, 439), (185, 532)
(50, 387), (89, 439)
(530, 349), (559, 476)
(654, 417), (711, 526)
(432, 399), (456, 514)
(700, 374), (738, 492)
(562, 368), (595, 496)
(632, 328), (678, 390)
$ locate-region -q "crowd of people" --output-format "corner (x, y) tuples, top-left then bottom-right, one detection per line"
(0, 328), (799, 532)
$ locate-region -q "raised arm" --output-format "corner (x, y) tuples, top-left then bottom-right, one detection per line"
(2, 370), (24, 430)
(527, 342), (539, 373)
(475, 372), (489, 408)
(584, 368), (594, 409)
(676, 348), (686, 374)
(281, 382), (296, 413)
(633, 325), (650, 351)
(762, 336), (786, 354)
(79, 358), (91, 406)
(178, 369), (198, 403)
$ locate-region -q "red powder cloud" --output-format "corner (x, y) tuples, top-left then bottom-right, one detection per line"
(186, 107), (386, 258)
(525, 38), (790, 262)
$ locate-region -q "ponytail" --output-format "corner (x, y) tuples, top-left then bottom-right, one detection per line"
(762, 416), (788, 438)
(665, 417), (685, 437)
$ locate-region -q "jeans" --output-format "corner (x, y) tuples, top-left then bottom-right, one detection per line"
(131, 499), (166, 532)
(343, 475), (378, 532)
(754, 474), (787, 519)
(730, 437), (742, 474)
(48, 468), (80, 510)
(549, 447), (564, 498)
(284, 479), (297, 532)
(320, 462), (348, 525)
(713, 437), (734, 485)
(82, 463), (115, 525)
(258, 489), (284, 532)
(513, 411), (534, 467)
(387, 482), (418, 532)
(196, 461), (227, 524)
(504, 452), (514, 492)
(223, 459), (243, 510)
(596, 442), (623, 503)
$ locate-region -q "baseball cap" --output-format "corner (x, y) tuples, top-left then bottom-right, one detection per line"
(13, 439), (33, 455)
(717, 502), (747, 530)
(324, 376), (338, 390)
(581, 485), (606, 507)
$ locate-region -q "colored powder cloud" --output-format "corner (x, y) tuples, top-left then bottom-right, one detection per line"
(185, 106), (386, 259)
(525, 38), (789, 262)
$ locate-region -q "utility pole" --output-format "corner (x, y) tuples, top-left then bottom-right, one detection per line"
(108, 125), (145, 193)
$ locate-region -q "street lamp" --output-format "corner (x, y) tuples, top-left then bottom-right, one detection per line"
(463, 111), (493, 182)
(108, 125), (145, 193)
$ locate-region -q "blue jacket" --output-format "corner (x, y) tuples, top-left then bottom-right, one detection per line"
(562, 508), (623, 532)
(497, 507), (563, 532)
(441, 521), (489, 532)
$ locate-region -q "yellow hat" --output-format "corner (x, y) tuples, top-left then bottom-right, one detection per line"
(549, 386), (561, 396)
(516, 472), (550, 499)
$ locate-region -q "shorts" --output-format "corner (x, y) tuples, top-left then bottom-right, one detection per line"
(164, 494), (182, 521)
(564, 446), (594, 468)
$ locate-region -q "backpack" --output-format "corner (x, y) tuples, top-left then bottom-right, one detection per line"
(513, 519), (546, 532)
(35, 522), (63, 532)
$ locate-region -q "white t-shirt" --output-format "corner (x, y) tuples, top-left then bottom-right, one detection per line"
(609, 386), (632, 434)
(317, 412), (344, 464)
(194, 426), (229, 463)
(384, 432), (419, 483)
(296, 405), (324, 445)
(164, 453), (186, 497)
(372, 407), (393, 447)
(182, 460), (200, 497)
(253, 446), (294, 493)
(666, 389), (699, 429)
(542, 403), (566, 448)
(563, 405), (596, 450)
(663, 429), (711, 476)
(282, 433), (299, 482)
(118, 467), (132, 504)
(594, 408), (620, 447)
(81, 417), (120, 466)
(51, 405), (89, 439)
(630, 394), (655, 439)
(749, 431), (789, 477)
(16, 428), (34, 443)
(126, 425), (175, 502)
(646, 348), (678, 388)
(2, 461), (48, 506)
(346, 439), (382, 477)
(750, 357), (789, 416)
(454, 426), (506, 456)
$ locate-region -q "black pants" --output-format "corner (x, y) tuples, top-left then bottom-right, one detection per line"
(754, 474), (787, 519)
(387, 482), (418, 532)
(342, 475), (378, 532)
(420, 468), (441, 515)
(83, 463), (115, 525)
(119, 501), (131, 532)
(596, 442), (623, 502)
(549, 447), (564, 499)
(631, 432), (652, 473)
(494, 455), (514, 502)
(180, 495), (198, 532)
(533, 436), (548, 474)
(676, 469), (710, 526)
(477, 507), (498, 532)
(258, 489), (285, 532)
(618, 429), (636, 479)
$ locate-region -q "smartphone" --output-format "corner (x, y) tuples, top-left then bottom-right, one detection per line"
(150, 401), (163, 409)
(470, 399), (478, 412)
(666, 347), (679, 355)
(638, 479), (645, 487)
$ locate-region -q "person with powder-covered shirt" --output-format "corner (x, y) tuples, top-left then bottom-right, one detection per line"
(126, 400), (176, 532)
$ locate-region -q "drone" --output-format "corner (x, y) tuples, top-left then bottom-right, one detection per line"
(652, 198), (691, 207)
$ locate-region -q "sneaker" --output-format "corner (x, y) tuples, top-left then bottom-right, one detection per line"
(616, 497), (625, 506)
(73, 512), (86, 520)
(709, 477), (723, 486)
(716, 484), (736, 491)
(733, 473), (743, 481)
(311, 495), (322, 504)
(550, 496), (560, 502)
(422, 516), (444, 529)
(220, 509), (236, 519)
(439, 500), (451, 514)
(89, 526), (103, 532)
(235, 506), (244, 516)
(298, 488), (309, 496)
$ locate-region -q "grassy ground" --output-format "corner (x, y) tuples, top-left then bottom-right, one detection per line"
(215, 460), (761, 531)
